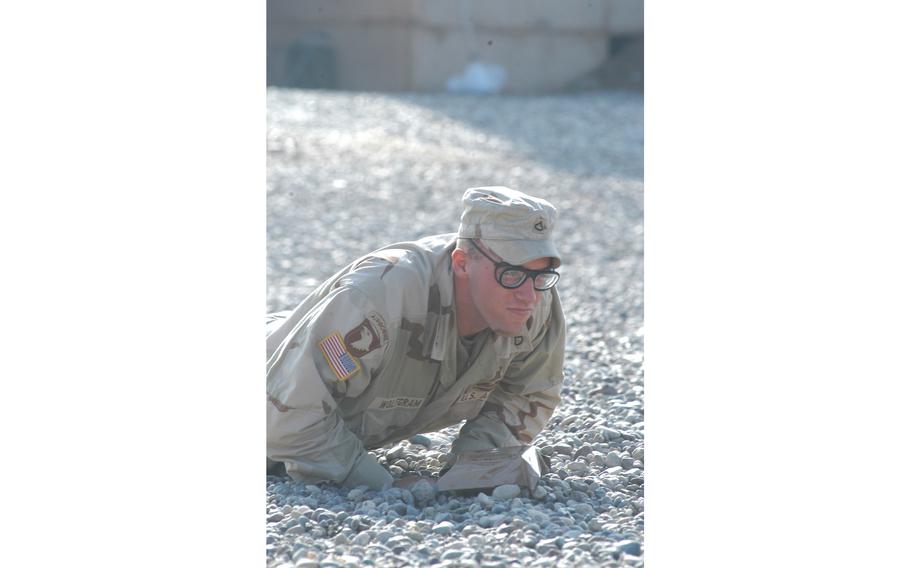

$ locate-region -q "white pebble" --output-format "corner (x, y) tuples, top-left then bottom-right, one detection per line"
(432, 520), (454, 535)
(387, 443), (408, 460)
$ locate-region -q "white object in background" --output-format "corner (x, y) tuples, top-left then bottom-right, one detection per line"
(446, 61), (508, 94)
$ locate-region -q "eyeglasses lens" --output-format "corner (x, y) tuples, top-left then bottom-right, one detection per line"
(497, 269), (559, 290)
(534, 272), (559, 290)
(500, 269), (526, 288)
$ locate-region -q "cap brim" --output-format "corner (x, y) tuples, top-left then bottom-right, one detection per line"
(484, 239), (561, 268)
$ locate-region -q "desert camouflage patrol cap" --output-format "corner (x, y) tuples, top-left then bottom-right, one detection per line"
(458, 186), (561, 268)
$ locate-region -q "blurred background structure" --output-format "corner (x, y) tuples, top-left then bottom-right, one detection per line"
(267, 0), (643, 93)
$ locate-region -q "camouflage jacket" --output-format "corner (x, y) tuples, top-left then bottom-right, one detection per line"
(266, 233), (565, 489)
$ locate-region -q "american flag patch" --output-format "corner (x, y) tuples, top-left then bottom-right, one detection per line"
(318, 332), (361, 381)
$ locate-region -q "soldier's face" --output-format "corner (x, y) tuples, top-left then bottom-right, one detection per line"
(466, 253), (549, 337)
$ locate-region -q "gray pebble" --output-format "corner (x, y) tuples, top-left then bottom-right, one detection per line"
(351, 531), (372, 546)
(408, 434), (432, 448)
(574, 502), (595, 516)
(385, 535), (412, 553)
(603, 428), (622, 440)
(605, 451), (622, 467)
(528, 509), (549, 525)
(574, 444), (594, 458)
(440, 549), (468, 561)
(410, 479), (436, 505)
(478, 514), (505, 528)
(567, 460), (588, 474)
(616, 540), (642, 556)
(492, 484), (521, 500)
(285, 525), (306, 536)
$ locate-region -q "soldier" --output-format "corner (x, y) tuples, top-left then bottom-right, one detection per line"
(266, 186), (566, 490)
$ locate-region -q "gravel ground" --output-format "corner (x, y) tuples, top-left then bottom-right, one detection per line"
(266, 88), (644, 567)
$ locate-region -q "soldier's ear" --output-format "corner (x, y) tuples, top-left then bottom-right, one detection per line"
(452, 248), (469, 277)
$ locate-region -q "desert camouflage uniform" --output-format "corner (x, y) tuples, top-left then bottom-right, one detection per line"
(266, 233), (565, 489)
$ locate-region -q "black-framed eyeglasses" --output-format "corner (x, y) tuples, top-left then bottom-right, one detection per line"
(469, 239), (560, 291)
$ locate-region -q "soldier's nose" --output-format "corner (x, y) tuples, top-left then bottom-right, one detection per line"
(515, 278), (537, 302)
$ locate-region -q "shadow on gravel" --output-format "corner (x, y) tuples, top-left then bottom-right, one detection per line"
(381, 91), (643, 180)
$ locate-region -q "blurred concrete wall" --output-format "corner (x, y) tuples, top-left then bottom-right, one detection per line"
(267, 0), (643, 93)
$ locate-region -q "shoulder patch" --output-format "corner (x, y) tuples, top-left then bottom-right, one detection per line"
(344, 314), (385, 357)
(366, 311), (389, 343)
(318, 332), (361, 381)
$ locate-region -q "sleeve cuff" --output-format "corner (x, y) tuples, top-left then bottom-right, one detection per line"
(341, 452), (393, 491)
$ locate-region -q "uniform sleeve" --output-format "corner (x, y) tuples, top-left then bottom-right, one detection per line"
(451, 292), (566, 454)
(266, 285), (394, 490)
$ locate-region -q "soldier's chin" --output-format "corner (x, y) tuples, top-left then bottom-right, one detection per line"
(491, 324), (524, 337)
